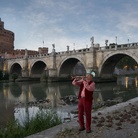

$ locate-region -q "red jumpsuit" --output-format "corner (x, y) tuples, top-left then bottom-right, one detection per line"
(72, 78), (95, 131)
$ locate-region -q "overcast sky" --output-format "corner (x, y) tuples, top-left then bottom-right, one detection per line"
(1, 0), (138, 52)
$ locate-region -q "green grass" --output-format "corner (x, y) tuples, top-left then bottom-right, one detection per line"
(0, 110), (62, 138)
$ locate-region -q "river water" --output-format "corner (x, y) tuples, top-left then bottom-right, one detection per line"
(0, 76), (138, 127)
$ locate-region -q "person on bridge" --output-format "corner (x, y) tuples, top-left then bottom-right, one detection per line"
(72, 71), (95, 133)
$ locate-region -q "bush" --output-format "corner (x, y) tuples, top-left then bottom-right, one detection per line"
(0, 110), (62, 138)
(24, 110), (62, 136)
(0, 71), (9, 80)
(0, 70), (3, 80)
(11, 73), (18, 81)
(3, 72), (9, 80)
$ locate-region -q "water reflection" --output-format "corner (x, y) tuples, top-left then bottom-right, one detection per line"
(30, 83), (47, 100)
(0, 76), (138, 126)
(117, 76), (138, 88)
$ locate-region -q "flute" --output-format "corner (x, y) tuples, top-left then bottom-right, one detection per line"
(71, 76), (86, 80)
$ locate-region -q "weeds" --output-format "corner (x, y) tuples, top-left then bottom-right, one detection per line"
(0, 110), (62, 138)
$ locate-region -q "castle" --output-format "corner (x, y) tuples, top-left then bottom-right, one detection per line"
(0, 18), (48, 58)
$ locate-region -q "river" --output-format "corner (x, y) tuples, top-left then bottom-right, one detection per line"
(0, 76), (138, 127)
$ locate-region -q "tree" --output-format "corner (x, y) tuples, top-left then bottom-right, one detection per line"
(11, 73), (18, 82)
(0, 70), (3, 80)
(116, 56), (138, 70)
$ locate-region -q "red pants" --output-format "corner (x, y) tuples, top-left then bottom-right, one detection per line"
(78, 98), (92, 130)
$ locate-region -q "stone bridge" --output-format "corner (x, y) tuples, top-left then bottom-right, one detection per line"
(2, 42), (138, 82)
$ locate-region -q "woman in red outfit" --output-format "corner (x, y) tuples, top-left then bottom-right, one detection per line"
(72, 72), (95, 133)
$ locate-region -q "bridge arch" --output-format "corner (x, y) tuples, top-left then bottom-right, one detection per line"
(58, 56), (86, 78)
(30, 60), (47, 78)
(10, 62), (22, 76)
(99, 51), (138, 78)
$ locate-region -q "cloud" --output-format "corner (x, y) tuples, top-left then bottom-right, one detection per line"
(1, 0), (138, 52)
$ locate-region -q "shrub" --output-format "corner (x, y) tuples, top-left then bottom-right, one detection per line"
(0, 110), (62, 138)
(11, 73), (18, 81)
(3, 72), (9, 80)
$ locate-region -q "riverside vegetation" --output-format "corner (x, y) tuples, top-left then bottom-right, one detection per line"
(0, 110), (62, 138)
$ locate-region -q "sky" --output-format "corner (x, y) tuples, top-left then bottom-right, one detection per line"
(0, 0), (138, 53)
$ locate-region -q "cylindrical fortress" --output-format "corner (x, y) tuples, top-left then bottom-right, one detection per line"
(0, 18), (14, 52)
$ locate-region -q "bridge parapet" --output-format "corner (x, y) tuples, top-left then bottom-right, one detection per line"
(17, 47), (94, 58)
(55, 47), (94, 55)
(6, 53), (51, 60)
(28, 53), (50, 59)
(6, 56), (24, 60)
(97, 42), (138, 51)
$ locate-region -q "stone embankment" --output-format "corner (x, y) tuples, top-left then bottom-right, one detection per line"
(26, 97), (138, 138)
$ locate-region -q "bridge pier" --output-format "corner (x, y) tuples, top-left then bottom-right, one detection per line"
(20, 50), (30, 80)
(41, 68), (58, 82)
(21, 68), (29, 79)
(48, 69), (57, 82)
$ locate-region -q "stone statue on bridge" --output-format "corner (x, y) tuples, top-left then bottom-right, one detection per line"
(52, 44), (55, 53)
(52, 44), (55, 49)
(90, 36), (94, 47)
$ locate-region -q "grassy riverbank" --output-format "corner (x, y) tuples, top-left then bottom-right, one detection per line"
(0, 110), (62, 138)
(24, 97), (138, 138)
